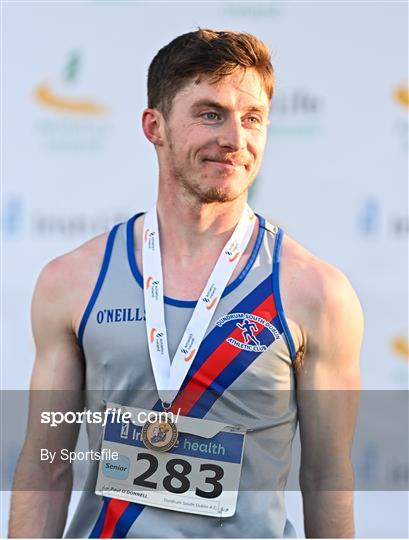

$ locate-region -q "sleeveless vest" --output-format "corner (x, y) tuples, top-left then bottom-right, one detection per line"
(65, 213), (299, 538)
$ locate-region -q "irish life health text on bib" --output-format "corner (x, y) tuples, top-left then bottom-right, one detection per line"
(95, 405), (246, 518)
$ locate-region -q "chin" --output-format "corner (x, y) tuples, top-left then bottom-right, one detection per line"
(180, 170), (253, 203)
(196, 186), (245, 204)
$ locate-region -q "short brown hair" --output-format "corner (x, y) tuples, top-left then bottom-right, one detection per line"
(147, 28), (275, 118)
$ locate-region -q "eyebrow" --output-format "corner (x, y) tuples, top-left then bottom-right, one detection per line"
(190, 99), (267, 115)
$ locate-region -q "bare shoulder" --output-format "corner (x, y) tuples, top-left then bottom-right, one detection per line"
(280, 233), (361, 310)
(279, 233), (364, 367)
(33, 232), (109, 335)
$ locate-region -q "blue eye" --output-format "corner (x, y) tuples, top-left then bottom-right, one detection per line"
(203, 112), (220, 121)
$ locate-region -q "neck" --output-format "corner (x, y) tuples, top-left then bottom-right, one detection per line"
(156, 192), (248, 261)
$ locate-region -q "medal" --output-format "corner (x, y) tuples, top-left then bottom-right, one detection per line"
(141, 419), (178, 452)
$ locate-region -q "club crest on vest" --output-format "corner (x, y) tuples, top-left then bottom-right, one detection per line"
(216, 312), (281, 352)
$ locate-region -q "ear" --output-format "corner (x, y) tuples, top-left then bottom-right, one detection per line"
(142, 108), (165, 146)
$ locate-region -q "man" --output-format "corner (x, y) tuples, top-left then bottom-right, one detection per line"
(9, 29), (363, 538)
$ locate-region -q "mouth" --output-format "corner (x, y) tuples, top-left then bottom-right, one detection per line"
(202, 158), (247, 170)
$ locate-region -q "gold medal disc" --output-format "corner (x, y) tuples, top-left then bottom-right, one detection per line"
(141, 420), (178, 452)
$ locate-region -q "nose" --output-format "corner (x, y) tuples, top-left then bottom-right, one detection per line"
(216, 116), (245, 152)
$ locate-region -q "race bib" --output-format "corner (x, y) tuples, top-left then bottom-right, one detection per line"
(95, 404), (246, 518)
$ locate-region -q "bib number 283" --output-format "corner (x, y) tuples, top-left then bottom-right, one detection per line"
(133, 452), (224, 498)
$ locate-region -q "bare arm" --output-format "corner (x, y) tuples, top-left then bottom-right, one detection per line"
(9, 257), (85, 538)
(295, 265), (363, 538)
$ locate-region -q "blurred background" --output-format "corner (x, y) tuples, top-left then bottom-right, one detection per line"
(1, 1), (408, 537)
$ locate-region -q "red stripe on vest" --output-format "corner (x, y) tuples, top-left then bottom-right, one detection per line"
(100, 499), (129, 538)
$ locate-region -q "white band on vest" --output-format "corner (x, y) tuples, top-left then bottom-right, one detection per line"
(142, 204), (256, 405)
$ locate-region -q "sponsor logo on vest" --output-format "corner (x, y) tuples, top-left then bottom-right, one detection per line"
(96, 307), (145, 324)
(216, 312), (281, 352)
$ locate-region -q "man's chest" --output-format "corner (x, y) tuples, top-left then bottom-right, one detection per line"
(83, 280), (293, 397)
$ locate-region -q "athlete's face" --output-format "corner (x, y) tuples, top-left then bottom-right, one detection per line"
(160, 69), (270, 203)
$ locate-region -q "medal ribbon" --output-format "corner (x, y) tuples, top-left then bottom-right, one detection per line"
(142, 204), (256, 405)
